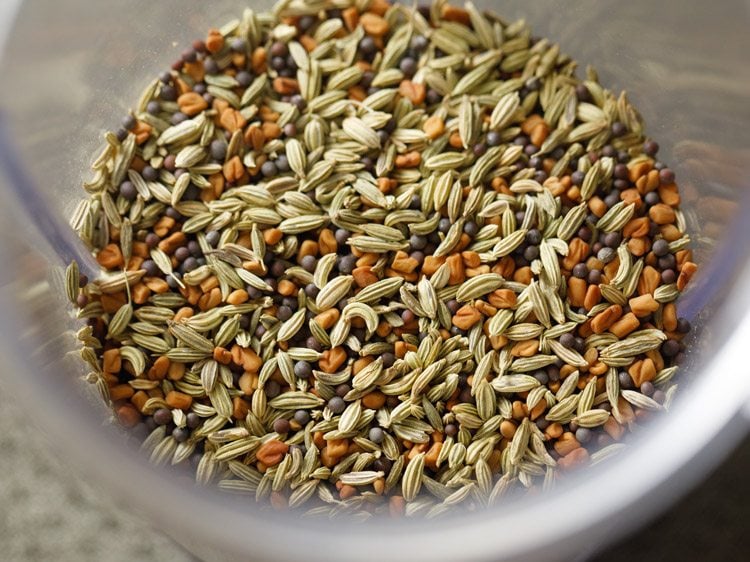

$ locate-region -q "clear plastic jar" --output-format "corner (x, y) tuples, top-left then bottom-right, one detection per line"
(1, 1), (749, 560)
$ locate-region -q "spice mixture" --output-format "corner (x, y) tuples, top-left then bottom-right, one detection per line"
(68, 0), (698, 517)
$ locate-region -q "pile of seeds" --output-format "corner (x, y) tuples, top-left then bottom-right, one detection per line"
(68, 0), (697, 517)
